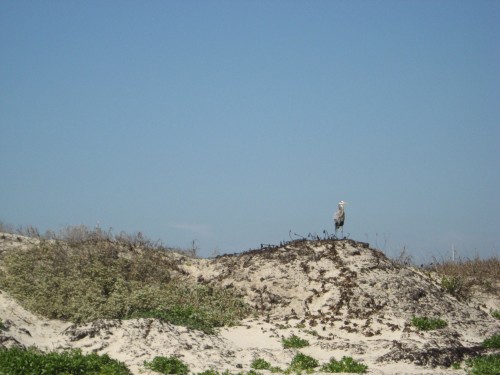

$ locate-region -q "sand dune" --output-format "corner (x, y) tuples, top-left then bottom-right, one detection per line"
(1, 233), (498, 374)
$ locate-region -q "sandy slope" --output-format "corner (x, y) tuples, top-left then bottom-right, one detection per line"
(0, 233), (499, 374)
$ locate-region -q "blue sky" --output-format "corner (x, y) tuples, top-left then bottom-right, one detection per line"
(1, 1), (499, 261)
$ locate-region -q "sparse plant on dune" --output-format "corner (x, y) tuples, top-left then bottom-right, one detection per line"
(321, 356), (368, 373)
(492, 310), (500, 320)
(144, 356), (189, 375)
(393, 246), (413, 266)
(482, 334), (500, 349)
(465, 353), (500, 375)
(440, 275), (471, 301)
(411, 316), (447, 331)
(251, 358), (282, 373)
(282, 334), (310, 349)
(288, 352), (319, 373)
(426, 256), (499, 296)
(9, 224), (41, 238)
(251, 358), (271, 370)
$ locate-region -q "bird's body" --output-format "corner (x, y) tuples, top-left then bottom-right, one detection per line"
(334, 200), (348, 238)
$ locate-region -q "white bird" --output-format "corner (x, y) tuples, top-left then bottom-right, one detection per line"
(334, 200), (348, 238)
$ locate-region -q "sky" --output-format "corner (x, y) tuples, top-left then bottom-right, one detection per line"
(1, 1), (499, 262)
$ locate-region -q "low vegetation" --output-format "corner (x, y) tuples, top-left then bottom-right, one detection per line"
(250, 358), (282, 373)
(0, 226), (251, 333)
(491, 310), (500, 320)
(465, 353), (500, 375)
(250, 354), (367, 374)
(144, 356), (189, 375)
(0, 347), (131, 375)
(320, 356), (368, 373)
(425, 256), (500, 300)
(250, 358), (283, 374)
(411, 316), (447, 331)
(282, 334), (310, 349)
(250, 358), (272, 370)
(482, 334), (500, 349)
(450, 335), (500, 373)
(288, 353), (319, 372)
(440, 276), (469, 300)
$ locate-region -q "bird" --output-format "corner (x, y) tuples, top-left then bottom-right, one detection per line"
(334, 200), (348, 238)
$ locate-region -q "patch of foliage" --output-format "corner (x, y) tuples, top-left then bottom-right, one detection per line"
(0, 318), (5, 330)
(0, 236), (251, 333)
(321, 356), (368, 373)
(288, 353), (319, 372)
(451, 362), (461, 370)
(250, 358), (282, 373)
(282, 334), (310, 349)
(411, 316), (447, 331)
(0, 347), (131, 375)
(482, 334), (500, 349)
(465, 353), (500, 375)
(251, 358), (271, 370)
(144, 356), (189, 375)
(491, 310), (500, 320)
(441, 276), (470, 301)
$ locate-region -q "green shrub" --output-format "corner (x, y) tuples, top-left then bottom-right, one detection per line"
(0, 318), (5, 330)
(441, 276), (470, 300)
(491, 310), (500, 320)
(288, 353), (319, 372)
(321, 356), (368, 373)
(250, 358), (282, 373)
(482, 334), (500, 349)
(0, 240), (251, 332)
(251, 358), (271, 370)
(282, 334), (309, 349)
(144, 356), (189, 375)
(465, 353), (500, 375)
(0, 347), (131, 375)
(411, 316), (447, 331)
